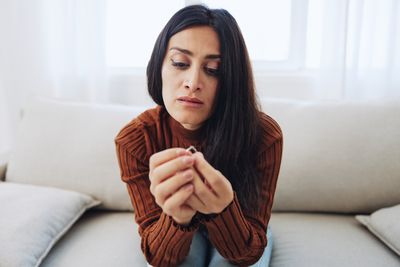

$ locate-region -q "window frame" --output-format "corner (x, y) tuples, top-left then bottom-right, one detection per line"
(107, 0), (314, 100)
(251, 0), (309, 72)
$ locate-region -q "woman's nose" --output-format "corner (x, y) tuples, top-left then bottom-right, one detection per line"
(184, 69), (202, 91)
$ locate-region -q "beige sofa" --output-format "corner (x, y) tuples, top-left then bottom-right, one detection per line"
(0, 97), (399, 267)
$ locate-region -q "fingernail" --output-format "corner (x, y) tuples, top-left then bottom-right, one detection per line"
(184, 171), (193, 180)
(184, 184), (193, 191)
(182, 156), (194, 164)
(176, 148), (187, 156)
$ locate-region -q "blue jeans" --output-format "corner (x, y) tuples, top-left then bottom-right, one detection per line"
(177, 226), (273, 267)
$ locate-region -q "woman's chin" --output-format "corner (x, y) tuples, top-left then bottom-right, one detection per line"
(174, 116), (204, 130)
(168, 107), (210, 129)
(179, 120), (203, 130)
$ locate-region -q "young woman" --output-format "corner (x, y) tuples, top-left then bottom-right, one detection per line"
(115, 5), (283, 267)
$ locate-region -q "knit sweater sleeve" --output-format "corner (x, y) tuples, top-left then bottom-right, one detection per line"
(203, 121), (283, 266)
(114, 120), (199, 267)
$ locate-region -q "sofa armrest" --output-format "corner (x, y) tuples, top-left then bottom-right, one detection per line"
(0, 151), (9, 181)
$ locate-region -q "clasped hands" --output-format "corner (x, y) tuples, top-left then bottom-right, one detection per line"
(149, 148), (234, 225)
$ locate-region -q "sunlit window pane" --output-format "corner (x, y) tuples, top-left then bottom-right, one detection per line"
(203, 0), (291, 61)
(106, 0), (292, 67)
(305, 0), (323, 68)
(106, 0), (184, 67)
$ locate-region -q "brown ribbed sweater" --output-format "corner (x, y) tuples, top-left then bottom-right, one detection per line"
(115, 105), (283, 267)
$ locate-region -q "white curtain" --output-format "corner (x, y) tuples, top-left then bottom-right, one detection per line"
(1, 0), (399, 153)
(309, 0), (400, 99)
(0, 0), (108, 152)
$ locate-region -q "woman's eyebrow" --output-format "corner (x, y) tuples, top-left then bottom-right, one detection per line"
(169, 46), (221, 60)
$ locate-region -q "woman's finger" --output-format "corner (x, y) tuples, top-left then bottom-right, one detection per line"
(193, 152), (228, 196)
(149, 148), (190, 173)
(151, 155), (194, 185)
(191, 168), (219, 206)
(185, 194), (207, 213)
(154, 169), (193, 205)
(162, 183), (194, 217)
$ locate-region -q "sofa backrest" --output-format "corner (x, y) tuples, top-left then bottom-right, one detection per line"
(263, 98), (400, 213)
(6, 97), (400, 213)
(6, 97), (146, 210)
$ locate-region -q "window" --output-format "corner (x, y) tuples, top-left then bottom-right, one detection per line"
(106, 0), (184, 68)
(203, 0), (308, 71)
(106, 0), (308, 71)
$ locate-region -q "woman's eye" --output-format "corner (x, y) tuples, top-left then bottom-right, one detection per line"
(205, 67), (219, 76)
(171, 59), (189, 69)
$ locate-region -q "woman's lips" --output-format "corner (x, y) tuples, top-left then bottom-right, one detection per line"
(178, 96), (204, 108)
(177, 96), (203, 103)
(177, 96), (204, 107)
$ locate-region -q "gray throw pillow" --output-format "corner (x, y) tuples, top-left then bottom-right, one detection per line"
(356, 204), (400, 256)
(0, 182), (100, 267)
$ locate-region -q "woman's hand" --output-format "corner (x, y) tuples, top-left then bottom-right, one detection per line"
(185, 152), (234, 214)
(149, 148), (197, 225)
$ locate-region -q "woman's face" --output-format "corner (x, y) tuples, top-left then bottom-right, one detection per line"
(161, 26), (220, 130)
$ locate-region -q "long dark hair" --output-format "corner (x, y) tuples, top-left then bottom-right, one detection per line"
(147, 5), (262, 214)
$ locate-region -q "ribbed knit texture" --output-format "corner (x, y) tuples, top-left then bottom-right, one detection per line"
(115, 106), (283, 267)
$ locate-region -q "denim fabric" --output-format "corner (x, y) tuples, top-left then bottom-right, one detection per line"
(177, 226), (209, 267)
(176, 226), (273, 267)
(249, 226), (273, 267)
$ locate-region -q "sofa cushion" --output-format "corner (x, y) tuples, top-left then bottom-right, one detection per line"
(6, 96), (147, 210)
(263, 98), (400, 213)
(0, 182), (100, 267)
(269, 212), (400, 267)
(356, 204), (400, 256)
(40, 211), (147, 267)
(41, 211), (400, 267)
